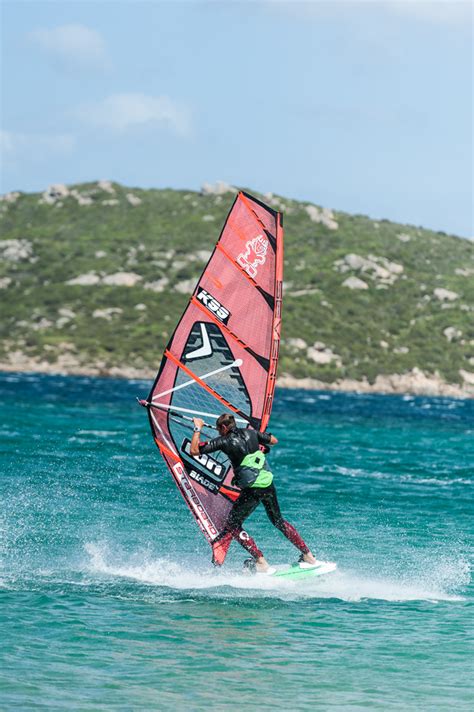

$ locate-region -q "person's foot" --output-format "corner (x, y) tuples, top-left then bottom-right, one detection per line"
(243, 558), (256, 574)
(255, 556), (272, 573)
(301, 552), (317, 565)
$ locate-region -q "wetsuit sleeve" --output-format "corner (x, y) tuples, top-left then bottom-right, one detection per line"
(257, 431), (272, 445)
(199, 436), (228, 455)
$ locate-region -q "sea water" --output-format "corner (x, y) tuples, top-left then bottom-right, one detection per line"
(0, 373), (472, 710)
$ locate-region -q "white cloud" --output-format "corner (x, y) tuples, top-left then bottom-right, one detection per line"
(0, 130), (16, 154)
(1, 130), (75, 159)
(263, 0), (472, 26)
(386, 0), (472, 25)
(76, 93), (191, 135)
(29, 24), (111, 70)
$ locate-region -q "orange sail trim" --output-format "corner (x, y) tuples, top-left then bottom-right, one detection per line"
(239, 191), (270, 232)
(212, 533), (233, 566)
(218, 486), (240, 502)
(216, 242), (258, 289)
(156, 440), (180, 462)
(261, 213), (283, 432)
(227, 214), (251, 244)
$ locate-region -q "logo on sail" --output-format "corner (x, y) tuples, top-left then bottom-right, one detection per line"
(171, 461), (218, 536)
(180, 438), (229, 495)
(237, 235), (269, 278)
(181, 438), (227, 482)
(196, 288), (231, 324)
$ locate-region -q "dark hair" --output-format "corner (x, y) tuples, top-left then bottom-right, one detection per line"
(216, 413), (236, 430)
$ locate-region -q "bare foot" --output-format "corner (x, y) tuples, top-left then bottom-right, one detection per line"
(302, 552), (317, 565)
(255, 556), (271, 572)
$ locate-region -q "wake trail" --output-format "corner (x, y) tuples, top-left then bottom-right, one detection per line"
(83, 542), (468, 603)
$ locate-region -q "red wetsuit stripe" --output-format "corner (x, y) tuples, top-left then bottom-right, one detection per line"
(212, 528), (263, 565)
(279, 521), (310, 554)
(228, 528), (263, 559)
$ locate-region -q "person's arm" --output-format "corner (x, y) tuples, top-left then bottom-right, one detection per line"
(257, 430), (278, 447)
(190, 419), (228, 456)
(190, 418), (204, 456)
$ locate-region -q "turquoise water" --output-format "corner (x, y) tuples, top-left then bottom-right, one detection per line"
(1, 373), (473, 711)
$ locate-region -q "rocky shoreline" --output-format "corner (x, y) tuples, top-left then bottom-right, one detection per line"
(1, 354), (473, 399)
(278, 369), (473, 399)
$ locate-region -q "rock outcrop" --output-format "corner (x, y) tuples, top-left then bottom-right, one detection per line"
(305, 205), (338, 230)
(0, 239), (33, 262)
(434, 288), (459, 301)
(201, 181), (235, 195)
(342, 276), (369, 290)
(66, 272), (142, 287)
(334, 253), (404, 287)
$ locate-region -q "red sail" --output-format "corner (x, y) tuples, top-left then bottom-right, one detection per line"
(144, 192), (283, 562)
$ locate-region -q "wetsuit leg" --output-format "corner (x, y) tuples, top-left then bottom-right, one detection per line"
(219, 488), (264, 559)
(261, 484), (310, 555)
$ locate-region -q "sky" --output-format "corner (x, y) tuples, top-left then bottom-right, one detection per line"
(1, 0), (472, 237)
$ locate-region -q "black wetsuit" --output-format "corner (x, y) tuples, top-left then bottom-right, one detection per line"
(199, 427), (309, 562)
(199, 427), (272, 471)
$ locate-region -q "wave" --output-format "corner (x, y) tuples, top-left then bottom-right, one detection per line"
(82, 542), (468, 603)
(77, 430), (122, 437)
(333, 465), (473, 487)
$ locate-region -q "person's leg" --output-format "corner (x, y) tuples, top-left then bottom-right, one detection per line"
(216, 489), (272, 570)
(261, 484), (316, 564)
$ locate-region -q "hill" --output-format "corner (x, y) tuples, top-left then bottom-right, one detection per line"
(1, 181), (473, 397)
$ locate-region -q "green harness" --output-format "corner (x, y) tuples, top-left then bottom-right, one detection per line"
(239, 451), (273, 488)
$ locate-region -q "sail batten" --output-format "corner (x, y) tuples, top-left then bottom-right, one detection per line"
(163, 349), (247, 418)
(153, 356), (243, 400)
(144, 192), (284, 554)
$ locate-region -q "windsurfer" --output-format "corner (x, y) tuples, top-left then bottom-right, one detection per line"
(191, 413), (317, 572)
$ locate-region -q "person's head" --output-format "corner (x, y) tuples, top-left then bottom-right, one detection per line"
(216, 413), (236, 435)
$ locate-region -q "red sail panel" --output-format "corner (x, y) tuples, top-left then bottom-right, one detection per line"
(145, 192), (284, 555)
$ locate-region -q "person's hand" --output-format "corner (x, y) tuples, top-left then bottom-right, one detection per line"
(193, 417), (204, 430)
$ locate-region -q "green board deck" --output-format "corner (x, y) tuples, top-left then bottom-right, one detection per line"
(271, 561), (337, 580)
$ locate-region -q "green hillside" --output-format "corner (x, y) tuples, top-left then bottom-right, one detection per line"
(1, 181), (473, 392)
